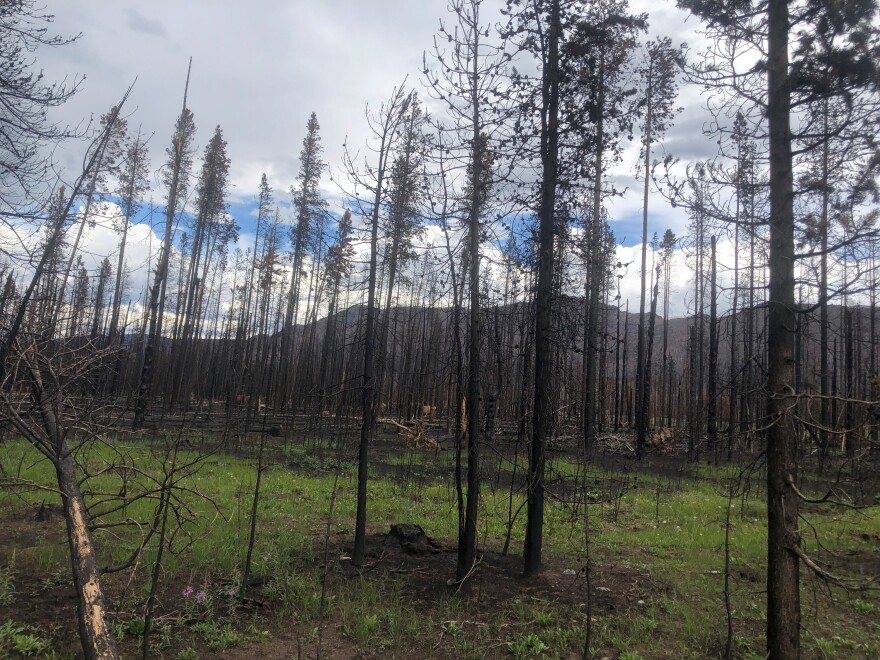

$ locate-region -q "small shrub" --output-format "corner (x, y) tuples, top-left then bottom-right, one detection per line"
(444, 620), (464, 638)
(509, 598), (531, 623)
(534, 609), (555, 626)
(124, 617), (146, 637)
(210, 626), (244, 650)
(246, 625), (271, 643)
(0, 620), (52, 657)
(541, 625), (577, 650)
(39, 568), (69, 592)
(507, 632), (549, 659)
(181, 584), (215, 622)
(620, 652), (644, 660)
(349, 613), (381, 644)
(191, 621), (244, 651)
(13, 632), (50, 656)
(157, 624), (174, 650)
(813, 637), (835, 657)
(0, 621), (19, 643)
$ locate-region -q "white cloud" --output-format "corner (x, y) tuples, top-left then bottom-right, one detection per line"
(24, 0), (752, 325)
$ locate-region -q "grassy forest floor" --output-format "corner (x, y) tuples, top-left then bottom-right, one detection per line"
(0, 429), (878, 659)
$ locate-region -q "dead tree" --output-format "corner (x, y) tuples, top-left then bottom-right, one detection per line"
(342, 82), (413, 565)
(0, 336), (118, 659)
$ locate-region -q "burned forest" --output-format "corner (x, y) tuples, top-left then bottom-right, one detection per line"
(0, 0), (879, 658)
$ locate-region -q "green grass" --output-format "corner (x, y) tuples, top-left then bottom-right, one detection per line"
(1, 436), (879, 658)
(0, 555), (15, 607)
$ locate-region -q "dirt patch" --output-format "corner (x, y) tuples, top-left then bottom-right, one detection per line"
(335, 525), (663, 620)
(0, 503), (66, 553)
(830, 544), (880, 580)
(0, 505), (82, 657)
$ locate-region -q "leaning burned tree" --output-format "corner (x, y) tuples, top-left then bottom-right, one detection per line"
(0, 334), (119, 659)
(0, 92), (131, 379)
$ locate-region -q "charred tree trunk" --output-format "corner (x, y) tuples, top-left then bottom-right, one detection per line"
(707, 236), (719, 459)
(134, 65), (192, 429)
(765, 0), (801, 654)
(635, 84), (653, 459)
(584, 54), (607, 453)
(642, 258), (661, 440)
(352, 87), (408, 565)
(728, 219), (739, 461)
(458, 13), (485, 580)
(524, 0), (560, 577)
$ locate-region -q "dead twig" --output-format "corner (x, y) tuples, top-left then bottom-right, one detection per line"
(790, 544), (880, 591)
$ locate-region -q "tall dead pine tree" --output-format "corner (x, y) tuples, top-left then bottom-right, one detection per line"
(134, 61), (196, 429)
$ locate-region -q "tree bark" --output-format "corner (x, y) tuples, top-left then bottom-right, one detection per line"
(765, 0), (801, 654)
(57, 456), (119, 659)
(584, 54), (607, 453)
(353, 88), (408, 564)
(707, 236), (718, 458)
(458, 7), (484, 579)
(134, 63), (192, 429)
(524, 0), (560, 577)
(635, 76), (653, 459)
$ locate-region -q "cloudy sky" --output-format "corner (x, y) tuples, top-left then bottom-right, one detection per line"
(36, 0), (724, 317)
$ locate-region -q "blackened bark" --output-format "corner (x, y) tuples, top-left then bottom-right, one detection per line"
(707, 236), (718, 457)
(635, 80), (653, 459)
(353, 89), (407, 564)
(524, 0), (560, 577)
(458, 12), (484, 580)
(765, 0), (801, 654)
(134, 63), (192, 429)
(642, 263), (660, 452)
(728, 218), (739, 461)
(584, 55), (607, 453)
(819, 108), (831, 464)
(354, 193), (380, 566)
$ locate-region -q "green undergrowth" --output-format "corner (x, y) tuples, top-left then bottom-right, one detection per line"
(1, 436), (878, 658)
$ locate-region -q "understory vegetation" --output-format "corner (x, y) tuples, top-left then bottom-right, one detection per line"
(1, 433), (877, 659)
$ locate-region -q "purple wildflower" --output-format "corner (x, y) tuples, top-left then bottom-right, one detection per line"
(196, 590), (207, 604)
(182, 585), (194, 598)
